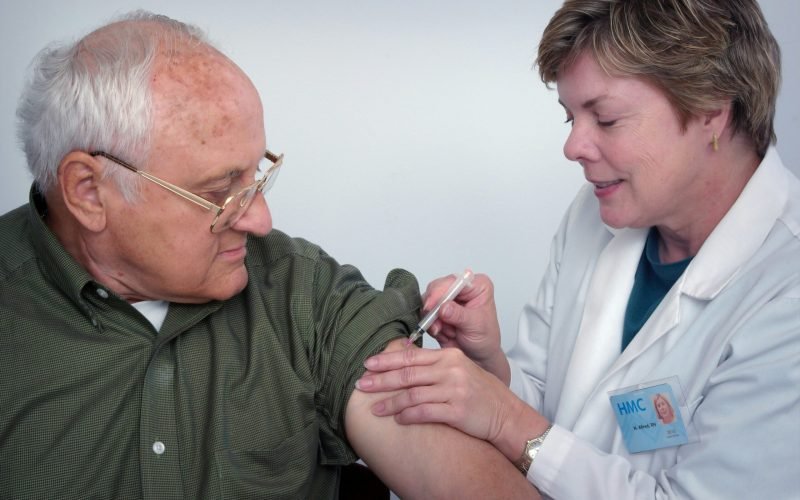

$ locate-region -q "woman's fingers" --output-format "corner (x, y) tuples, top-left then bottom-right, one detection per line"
(371, 385), (451, 419)
(358, 349), (439, 391)
(364, 345), (437, 371)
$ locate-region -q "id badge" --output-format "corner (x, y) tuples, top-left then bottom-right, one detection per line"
(608, 376), (694, 453)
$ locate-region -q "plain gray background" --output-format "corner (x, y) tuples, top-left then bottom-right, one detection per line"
(1, 1), (797, 349)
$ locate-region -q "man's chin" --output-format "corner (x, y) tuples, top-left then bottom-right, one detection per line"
(165, 267), (250, 303)
(215, 268), (250, 300)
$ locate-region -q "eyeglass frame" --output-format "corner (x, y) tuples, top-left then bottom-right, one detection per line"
(89, 149), (283, 233)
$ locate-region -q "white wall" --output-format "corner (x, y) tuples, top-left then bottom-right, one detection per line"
(1, 1), (797, 349)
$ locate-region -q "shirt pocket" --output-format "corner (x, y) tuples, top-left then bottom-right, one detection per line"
(216, 419), (319, 500)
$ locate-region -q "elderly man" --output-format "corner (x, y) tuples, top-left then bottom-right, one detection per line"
(0, 11), (537, 500)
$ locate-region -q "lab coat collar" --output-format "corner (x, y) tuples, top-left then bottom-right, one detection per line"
(681, 147), (788, 299)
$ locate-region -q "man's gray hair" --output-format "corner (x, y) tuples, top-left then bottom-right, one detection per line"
(16, 10), (212, 199)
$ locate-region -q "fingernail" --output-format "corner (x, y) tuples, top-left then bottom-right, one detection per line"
(364, 357), (377, 369)
(356, 377), (373, 389)
(441, 303), (452, 318)
(372, 401), (385, 415)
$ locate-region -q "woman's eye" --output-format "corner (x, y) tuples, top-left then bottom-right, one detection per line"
(598, 119), (617, 127)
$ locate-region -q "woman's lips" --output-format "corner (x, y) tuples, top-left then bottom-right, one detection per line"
(593, 179), (623, 198)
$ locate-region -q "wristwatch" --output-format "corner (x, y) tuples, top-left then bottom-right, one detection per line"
(516, 424), (553, 475)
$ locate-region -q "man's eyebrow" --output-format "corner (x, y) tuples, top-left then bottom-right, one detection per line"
(192, 168), (246, 188)
(191, 150), (267, 187)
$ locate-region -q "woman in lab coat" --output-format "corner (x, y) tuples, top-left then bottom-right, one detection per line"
(356, 0), (800, 498)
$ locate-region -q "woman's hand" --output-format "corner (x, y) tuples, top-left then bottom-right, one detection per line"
(356, 347), (549, 461)
(423, 273), (509, 382)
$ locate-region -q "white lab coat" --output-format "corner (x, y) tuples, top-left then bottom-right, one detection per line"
(507, 147), (800, 499)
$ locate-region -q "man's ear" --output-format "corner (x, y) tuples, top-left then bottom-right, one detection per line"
(57, 151), (109, 232)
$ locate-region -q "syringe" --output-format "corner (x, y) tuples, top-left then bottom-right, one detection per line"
(407, 269), (474, 345)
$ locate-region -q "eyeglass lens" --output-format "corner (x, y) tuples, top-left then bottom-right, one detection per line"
(210, 157), (280, 233)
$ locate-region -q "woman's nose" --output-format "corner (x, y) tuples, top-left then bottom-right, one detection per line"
(563, 120), (597, 163)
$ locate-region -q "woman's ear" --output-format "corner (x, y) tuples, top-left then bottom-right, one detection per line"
(57, 151), (108, 232)
(704, 101), (733, 138)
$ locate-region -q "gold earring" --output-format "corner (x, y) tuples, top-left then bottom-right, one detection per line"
(711, 133), (719, 152)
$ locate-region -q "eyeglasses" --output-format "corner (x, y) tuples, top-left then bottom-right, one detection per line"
(89, 149), (283, 233)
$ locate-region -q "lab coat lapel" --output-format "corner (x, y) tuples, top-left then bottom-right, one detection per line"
(555, 227), (647, 429)
(569, 282), (685, 449)
(608, 278), (684, 375)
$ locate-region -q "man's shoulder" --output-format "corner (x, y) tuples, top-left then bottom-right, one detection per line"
(0, 203), (30, 228)
(0, 204), (35, 283)
(245, 229), (327, 267)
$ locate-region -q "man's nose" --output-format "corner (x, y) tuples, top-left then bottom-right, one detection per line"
(232, 193), (272, 236)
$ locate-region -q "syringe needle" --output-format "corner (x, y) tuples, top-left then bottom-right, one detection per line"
(407, 269), (474, 345)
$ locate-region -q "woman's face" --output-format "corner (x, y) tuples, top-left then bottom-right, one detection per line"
(655, 397), (672, 419)
(556, 51), (712, 230)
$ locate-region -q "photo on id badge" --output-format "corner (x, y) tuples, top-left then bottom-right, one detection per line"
(608, 377), (691, 454)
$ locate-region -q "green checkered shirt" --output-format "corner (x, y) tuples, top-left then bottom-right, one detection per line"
(0, 190), (421, 499)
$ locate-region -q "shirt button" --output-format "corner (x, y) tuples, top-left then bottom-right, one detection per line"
(96, 288), (109, 299)
(153, 441), (166, 455)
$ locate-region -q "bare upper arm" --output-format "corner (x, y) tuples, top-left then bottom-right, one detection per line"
(345, 339), (540, 500)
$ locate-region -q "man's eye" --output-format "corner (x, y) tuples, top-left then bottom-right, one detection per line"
(205, 189), (231, 204)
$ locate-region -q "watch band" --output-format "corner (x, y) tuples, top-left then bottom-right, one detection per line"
(516, 424), (553, 475)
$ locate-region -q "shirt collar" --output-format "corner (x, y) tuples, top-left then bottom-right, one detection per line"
(27, 185), (97, 307)
(682, 146), (791, 298)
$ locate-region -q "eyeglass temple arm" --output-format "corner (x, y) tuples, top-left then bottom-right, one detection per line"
(90, 151), (221, 213)
(136, 171), (221, 212)
(265, 150), (281, 163)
